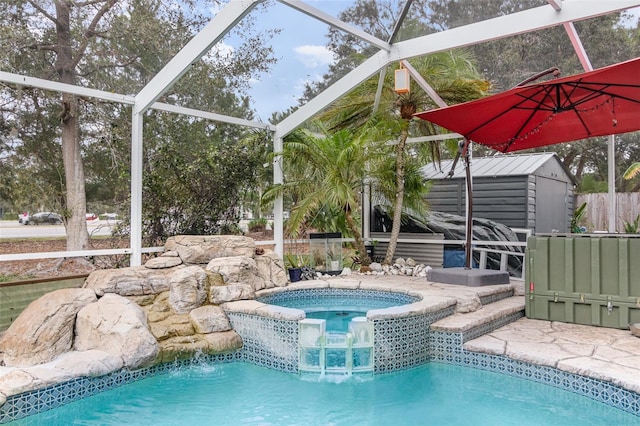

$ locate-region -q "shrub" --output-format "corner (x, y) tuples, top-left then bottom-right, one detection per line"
(248, 218), (268, 232)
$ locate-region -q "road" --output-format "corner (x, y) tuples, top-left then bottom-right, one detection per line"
(0, 220), (118, 239)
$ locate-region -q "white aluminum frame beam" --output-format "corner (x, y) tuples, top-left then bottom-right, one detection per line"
(277, 0), (391, 52)
(564, 22), (593, 72)
(400, 59), (447, 108)
(0, 71), (134, 104)
(152, 102), (275, 131)
(135, 0), (262, 114)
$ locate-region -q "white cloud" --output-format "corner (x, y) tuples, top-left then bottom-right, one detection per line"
(293, 45), (335, 69)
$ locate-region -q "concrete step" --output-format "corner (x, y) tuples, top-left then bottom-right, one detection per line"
(430, 296), (525, 334)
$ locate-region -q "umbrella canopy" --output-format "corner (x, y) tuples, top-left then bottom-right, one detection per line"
(414, 57), (640, 152)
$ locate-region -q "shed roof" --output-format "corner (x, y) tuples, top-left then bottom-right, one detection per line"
(420, 152), (568, 180)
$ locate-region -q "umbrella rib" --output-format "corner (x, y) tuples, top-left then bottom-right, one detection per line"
(465, 86), (551, 139)
(502, 86), (558, 151)
(564, 81), (640, 108)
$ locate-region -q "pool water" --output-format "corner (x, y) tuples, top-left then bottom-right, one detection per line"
(9, 362), (637, 425)
(305, 310), (367, 332)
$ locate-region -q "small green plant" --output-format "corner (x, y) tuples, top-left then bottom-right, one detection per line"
(624, 214), (640, 233)
(248, 218), (268, 232)
(284, 227), (308, 269)
(284, 253), (305, 269)
(571, 202), (587, 233)
(327, 248), (339, 261)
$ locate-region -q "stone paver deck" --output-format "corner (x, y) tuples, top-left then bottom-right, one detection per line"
(464, 317), (640, 394)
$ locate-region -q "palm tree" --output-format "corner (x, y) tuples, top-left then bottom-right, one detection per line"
(263, 128), (374, 264)
(320, 51), (490, 264)
(624, 162), (640, 180)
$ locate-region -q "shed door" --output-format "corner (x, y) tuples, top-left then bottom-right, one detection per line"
(535, 176), (570, 233)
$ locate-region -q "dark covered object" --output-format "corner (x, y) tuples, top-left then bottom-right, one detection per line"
(373, 205), (523, 276)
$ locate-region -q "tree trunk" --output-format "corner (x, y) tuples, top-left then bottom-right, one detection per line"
(345, 206), (369, 266)
(383, 128), (408, 265)
(56, 1), (88, 251)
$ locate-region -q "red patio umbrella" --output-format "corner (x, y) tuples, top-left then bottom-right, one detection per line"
(414, 56), (640, 152)
(414, 57), (640, 270)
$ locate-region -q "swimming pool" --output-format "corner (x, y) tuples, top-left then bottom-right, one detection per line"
(7, 361), (637, 425)
(3, 283), (640, 422)
(259, 287), (418, 333)
(257, 287), (421, 312)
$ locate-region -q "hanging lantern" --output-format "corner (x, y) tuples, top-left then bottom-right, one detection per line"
(394, 64), (410, 94)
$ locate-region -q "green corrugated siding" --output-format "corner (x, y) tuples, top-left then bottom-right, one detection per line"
(525, 235), (640, 329)
(0, 276), (86, 332)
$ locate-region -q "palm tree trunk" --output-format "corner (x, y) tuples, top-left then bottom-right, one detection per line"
(345, 207), (369, 266)
(383, 129), (408, 265)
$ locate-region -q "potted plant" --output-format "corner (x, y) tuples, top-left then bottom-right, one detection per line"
(285, 228), (307, 282)
(285, 253), (304, 282)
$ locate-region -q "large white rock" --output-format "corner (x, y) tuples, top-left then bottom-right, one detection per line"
(0, 288), (97, 367)
(206, 256), (266, 291)
(202, 330), (243, 353)
(84, 266), (176, 296)
(145, 256), (183, 269)
(254, 250), (289, 288)
(50, 350), (123, 378)
(165, 235), (256, 264)
(190, 306), (231, 333)
(0, 368), (39, 398)
(169, 266), (208, 314)
(209, 284), (255, 304)
(74, 294), (159, 368)
(0, 350), (121, 399)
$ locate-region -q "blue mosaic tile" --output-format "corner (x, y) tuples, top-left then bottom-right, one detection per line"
(462, 310), (524, 342)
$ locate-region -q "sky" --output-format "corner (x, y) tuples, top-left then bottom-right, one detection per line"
(216, 1), (640, 122)
(227, 1), (357, 121)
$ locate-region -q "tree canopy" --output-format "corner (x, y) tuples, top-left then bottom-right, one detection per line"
(0, 0), (277, 247)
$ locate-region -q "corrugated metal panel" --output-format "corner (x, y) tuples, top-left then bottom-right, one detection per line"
(421, 152), (559, 179)
(425, 175), (529, 229)
(0, 277), (85, 332)
(369, 232), (444, 267)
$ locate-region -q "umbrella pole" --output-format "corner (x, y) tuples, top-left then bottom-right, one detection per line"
(462, 138), (473, 269)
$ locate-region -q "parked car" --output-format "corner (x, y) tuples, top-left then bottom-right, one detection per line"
(86, 213), (97, 221)
(18, 212), (29, 224)
(25, 212), (63, 225)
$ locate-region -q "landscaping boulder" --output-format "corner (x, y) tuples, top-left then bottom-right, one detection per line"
(148, 314), (195, 341)
(206, 256), (266, 290)
(84, 266), (176, 296)
(255, 250), (289, 288)
(209, 284), (255, 304)
(50, 350), (124, 378)
(145, 256), (183, 269)
(0, 288), (97, 367)
(165, 235), (255, 264)
(74, 294), (159, 368)
(190, 306), (231, 334)
(169, 266), (209, 314)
